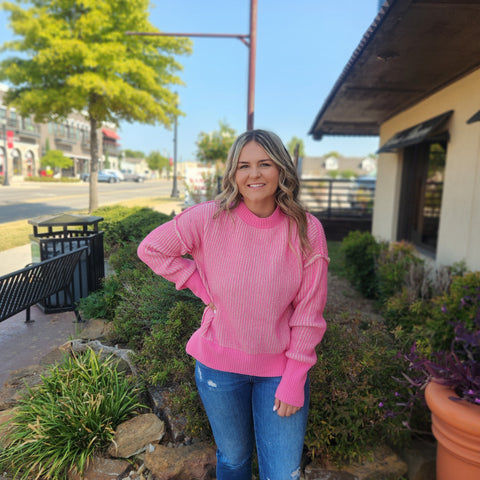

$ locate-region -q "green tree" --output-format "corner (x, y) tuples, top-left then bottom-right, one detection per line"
(0, 0), (191, 212)
(40, 150), (73, 177)
(124, 149), (146, 159)
(287, 136), (305, 158)
(196, 121), (236, 165)
(147, 150), (170, 176)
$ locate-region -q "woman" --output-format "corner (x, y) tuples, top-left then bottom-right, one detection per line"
(138, 129), (329, 480)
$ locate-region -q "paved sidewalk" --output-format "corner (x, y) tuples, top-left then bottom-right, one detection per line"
(0, 199), (184, 388)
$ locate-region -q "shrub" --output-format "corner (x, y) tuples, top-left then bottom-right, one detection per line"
(108, 269), (203, 349)
(376, 241), (424, 304)
(0, 348), (143, 480)
(134, 301), (211, 440)
(306, 321), (410, 465)
(93, 205), (172, 254)
(340, 231), (381, 298)
(78, 274), (123, 321)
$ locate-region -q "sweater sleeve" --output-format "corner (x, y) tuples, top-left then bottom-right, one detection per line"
(137, 205), (212, 305)
(275, 217), (329, 408)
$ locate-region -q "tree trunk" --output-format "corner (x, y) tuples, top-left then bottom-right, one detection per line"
(89, 114), (99, 213)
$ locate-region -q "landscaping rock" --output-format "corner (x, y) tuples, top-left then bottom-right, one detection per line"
(107, 413), (166, 458)
(76, 319), (113, 342)
(305, 465), (358, 480)
(68, 456), (131, 480)
(149, 386), (188, 444)
(399, 439), (436, 480)
(305, 446), (408, 480)
(66, 339), (136, 376)
(0, 408), (15, 448)
(144, 443), (216, 480)
(0, 364), (49, 410)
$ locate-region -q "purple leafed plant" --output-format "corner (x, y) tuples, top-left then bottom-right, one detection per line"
(402, 286), (480, 406)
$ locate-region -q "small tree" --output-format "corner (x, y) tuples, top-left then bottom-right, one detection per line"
(40, 150), (73, 177)
(147, 150), (170, 177)
(0, 0), (191, 212)
(196, 121), (236, 166)
(287, 136), (305, 158)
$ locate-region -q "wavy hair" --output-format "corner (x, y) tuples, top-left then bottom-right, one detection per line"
(215, 129), (310, 253)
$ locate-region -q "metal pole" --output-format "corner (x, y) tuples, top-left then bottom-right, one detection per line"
(2, 123), (9, 186)
(125, 0), (258, 132)
(247, 0), (257, 131)
(171, 114), (179, 198)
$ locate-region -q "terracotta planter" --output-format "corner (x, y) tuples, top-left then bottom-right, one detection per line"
(425, 381), (480, 480)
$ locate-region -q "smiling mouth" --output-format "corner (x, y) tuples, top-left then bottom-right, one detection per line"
(248, 183), (265, 188)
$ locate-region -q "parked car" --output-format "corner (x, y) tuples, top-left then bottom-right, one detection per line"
(103, 169), (124, 181)
(80, 171), (119, 183)
(348, 175), (376, 208)
(121, 170), (146, 182)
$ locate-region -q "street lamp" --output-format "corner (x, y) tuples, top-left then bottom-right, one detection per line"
(0, 119), (10, 187)
(171, 110), (179, 198)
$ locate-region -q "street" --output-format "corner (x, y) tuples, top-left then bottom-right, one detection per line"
(0, 179), (181, 224)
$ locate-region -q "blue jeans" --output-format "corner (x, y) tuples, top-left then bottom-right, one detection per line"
(195, 361), (309, 480)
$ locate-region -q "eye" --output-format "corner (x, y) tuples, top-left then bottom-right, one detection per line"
(260, 162), (272, 167)
(238, 164), (249, 169)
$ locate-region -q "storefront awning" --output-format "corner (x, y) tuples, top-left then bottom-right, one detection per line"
(377, 110), (453, 153)
(102, 128), (120, 140)
(467, 110), (480, 124)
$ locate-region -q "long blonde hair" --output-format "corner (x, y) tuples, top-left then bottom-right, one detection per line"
(215, 129), (310, 253)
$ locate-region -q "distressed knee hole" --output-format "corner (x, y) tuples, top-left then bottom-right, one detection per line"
(207, 379), (217, 388)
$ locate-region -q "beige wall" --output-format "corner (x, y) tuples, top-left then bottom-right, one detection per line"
(373, 68), (480, 270)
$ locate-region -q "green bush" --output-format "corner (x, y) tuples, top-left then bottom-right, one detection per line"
(93, 205), (172, 254)
(340, 231), (381, 298)
(376, 241), (424, 304)
(0, 348), (143, 480)
(306, 321), (410, 465)
(108, 269), (203, 349)
(134, 301), (211, 440)
(78, 274), (123, 321)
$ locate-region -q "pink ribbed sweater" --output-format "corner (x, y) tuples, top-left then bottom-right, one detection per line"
(137, 200), (329, 407)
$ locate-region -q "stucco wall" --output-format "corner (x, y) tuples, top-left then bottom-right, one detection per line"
(372, 68), (480, 270)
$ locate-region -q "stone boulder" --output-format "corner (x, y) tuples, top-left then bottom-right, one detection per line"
(107, 413), (166, 458)
(0, 364), (49, 410)
(75, 319), (113, 342)
(305, 446), (408, 480)
(149, 386), (189, 444)
(68, 456), (131, 480)
(144, 443), (216, 480)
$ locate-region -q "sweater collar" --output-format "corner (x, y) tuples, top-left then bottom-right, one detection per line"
(236, 201), (284, 229)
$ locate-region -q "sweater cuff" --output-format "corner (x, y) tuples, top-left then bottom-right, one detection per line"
(183, 270), (211, 305)
(275, 359), (310, 408)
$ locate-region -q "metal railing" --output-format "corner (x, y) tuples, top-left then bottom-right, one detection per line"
(300, 178), (375, 218)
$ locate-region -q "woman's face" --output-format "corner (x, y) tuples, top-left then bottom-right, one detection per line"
(235, 141), (280, 218)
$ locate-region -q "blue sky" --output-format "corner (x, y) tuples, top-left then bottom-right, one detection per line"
(0, 1), (382, 161)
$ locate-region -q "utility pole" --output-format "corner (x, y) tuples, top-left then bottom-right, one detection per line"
(171, 111), (179, 198)
(1, 121), (10, 186)
(126, 0), (257, 131)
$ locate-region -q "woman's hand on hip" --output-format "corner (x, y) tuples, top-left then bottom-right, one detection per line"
(273, 398), (301, 417)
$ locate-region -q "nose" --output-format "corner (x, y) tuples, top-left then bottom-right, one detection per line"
(250, 166), (261, 177)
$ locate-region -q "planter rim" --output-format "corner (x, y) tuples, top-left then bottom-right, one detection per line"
(425, 381), (480, 436)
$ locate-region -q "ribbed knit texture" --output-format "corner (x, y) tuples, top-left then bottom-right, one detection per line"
(137, 200), (329, 407)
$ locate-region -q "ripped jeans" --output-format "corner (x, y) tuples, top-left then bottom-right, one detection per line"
(195, 361), (309, 480)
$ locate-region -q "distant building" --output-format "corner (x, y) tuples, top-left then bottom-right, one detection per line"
(0, 84), (120, 181)
(301, 155), (377, 179)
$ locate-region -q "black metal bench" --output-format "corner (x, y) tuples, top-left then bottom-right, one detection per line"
(0, 246), (88, 323)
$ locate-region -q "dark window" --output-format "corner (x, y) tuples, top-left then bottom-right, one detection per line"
(397, 141), (446, 254)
